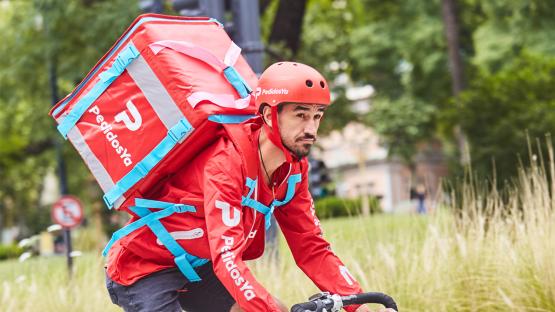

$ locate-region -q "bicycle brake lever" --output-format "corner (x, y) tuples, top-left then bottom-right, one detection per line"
(309, 292), (331, 301)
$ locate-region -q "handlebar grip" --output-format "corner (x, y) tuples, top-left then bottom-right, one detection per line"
(341, 292), (398, 311)
(290, 301), (318, 312)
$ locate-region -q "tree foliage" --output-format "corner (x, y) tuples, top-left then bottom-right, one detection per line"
(297, 0), (448, 167)
(0, 0), (139, 234)
(457, 54), (555, 182)
(366, 96), (435, 168)
(297, 0), (555, 179)
(470, 0), (555, 71)
(2, 0), (555, 233)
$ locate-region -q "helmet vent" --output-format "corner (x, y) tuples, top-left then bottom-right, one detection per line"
(306, 79), (313, 87)
(278, 62), (283, 65)
(320, 81), (325, 88)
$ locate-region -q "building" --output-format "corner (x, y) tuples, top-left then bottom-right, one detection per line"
(314, 122), (447, 213)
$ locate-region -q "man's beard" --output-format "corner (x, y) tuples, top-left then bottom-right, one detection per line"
(282, 134), (316, 159)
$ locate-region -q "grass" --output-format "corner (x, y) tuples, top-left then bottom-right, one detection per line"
(0, 214), (429, 311)
(1, 161), (554, 311)
(0, 252), (116, 312)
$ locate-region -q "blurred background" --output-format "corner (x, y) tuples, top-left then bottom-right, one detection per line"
(1, 0), (555, 311)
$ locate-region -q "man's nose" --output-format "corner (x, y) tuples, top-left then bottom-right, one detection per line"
(304, 119), (318, 136)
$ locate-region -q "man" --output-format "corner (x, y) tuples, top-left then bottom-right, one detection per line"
(105, 62), (394, 312)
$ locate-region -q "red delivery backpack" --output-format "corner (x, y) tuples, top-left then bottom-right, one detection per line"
(49, 14), (258, 211)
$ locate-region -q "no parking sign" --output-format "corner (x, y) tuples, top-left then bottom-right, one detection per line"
(51, 195), (84, 229)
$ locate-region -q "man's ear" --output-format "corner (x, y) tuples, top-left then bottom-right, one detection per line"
(262, 105), (273, 128)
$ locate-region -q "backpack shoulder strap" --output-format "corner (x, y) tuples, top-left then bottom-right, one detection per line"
(222, 120), (260, 180)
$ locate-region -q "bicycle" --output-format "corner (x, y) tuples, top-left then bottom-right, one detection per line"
(290, 291), (398, 312)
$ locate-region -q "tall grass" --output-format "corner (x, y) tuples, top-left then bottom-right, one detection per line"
(0, 253), (117, 312)
(1, 154), (554, 311)
(254, 144), (555, 311)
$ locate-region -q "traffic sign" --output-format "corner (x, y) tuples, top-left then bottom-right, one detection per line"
(51, 195), (84, 229)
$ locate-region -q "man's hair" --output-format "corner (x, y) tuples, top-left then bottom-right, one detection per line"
(258, 103), (284, 115)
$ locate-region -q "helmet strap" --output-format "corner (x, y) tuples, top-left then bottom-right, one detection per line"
(262, 106), (295, 163)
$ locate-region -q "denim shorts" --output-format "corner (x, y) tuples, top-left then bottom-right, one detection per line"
(106, 262), (235, 312)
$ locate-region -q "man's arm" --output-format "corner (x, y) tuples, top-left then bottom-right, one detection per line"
(274, 165), (364, 312)
(204, 139), (282, 312)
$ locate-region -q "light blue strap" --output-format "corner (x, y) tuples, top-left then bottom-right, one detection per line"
(135, 198), (178, 209)
(103, 199), (207, 282)
(103, 118), (193, 208)
(223, 66), (252, 98)
(57, 44), (140, 138)
(244, 177), (257, 198)
(102, 203), (195, 256)
(241, 197), (271, 215)
(175, 254), (209, 281)
(242, 197), (273, 230)
(267, 174), (302, 229)
(208, 114), (255, 124)
(265, 206), (276, 230)
(241, 174), (303, 230)
(241, 177), (261, 212)
(147, 219), (204, 282)
(272, 174), (302, 207)
(98, 45), (141, 83)
(128, 205), (151, 217)
(241, 177), (274, 230)
(130, 198), (180, 216)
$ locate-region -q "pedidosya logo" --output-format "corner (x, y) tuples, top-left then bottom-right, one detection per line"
(87, 104), (138, 167)
(256, 87), (289, 97)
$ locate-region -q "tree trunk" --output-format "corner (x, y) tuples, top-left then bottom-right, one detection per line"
(442, 0), (465, 95)
(259, 0), (272, 14)
(441, 0), (470, 164)
(269, 0), (307, 56)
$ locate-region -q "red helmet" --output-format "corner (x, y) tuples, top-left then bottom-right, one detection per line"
(255, 62), (331, 163)
(255, 62), (330, 110)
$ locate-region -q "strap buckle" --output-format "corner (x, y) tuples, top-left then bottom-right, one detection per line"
(168, 119), (193, 144)
(173, 204), (196, 213)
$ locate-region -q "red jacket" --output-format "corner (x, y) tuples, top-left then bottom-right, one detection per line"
(106, 120), (363, 311)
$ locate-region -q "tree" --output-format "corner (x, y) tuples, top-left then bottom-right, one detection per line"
(297, 0), (449, 166)
(0, 0), (140, 235)
(470, 0), (555, 72)
(267, 0), (308, 56)
(295, 0), (555, 183)
(456, 54), (555, 182)
(442, 0), (470, 165)
(366, 96), (435, 170)
(4, 0), (555, 234)
(450, 0), (555, 180)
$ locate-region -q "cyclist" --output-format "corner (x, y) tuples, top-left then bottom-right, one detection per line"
(105, 62), (393, 312)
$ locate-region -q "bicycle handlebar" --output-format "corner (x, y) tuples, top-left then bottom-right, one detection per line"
(290, 301), (322, 312)
(341, 292), (398, 309)
(290, 292), (398, 312)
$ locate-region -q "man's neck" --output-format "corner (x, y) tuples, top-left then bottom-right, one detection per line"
(258, 127), (286, 186)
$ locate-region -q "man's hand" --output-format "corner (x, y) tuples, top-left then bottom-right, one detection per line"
(355, 305), (397, 312)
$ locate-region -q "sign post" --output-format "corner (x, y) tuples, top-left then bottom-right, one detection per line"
(51, 195), (84, 277)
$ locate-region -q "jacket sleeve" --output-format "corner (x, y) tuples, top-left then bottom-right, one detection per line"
(203, 139), (282, 312)
(274, 166), (364, 312)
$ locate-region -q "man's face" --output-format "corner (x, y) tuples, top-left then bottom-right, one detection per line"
(277, 103), (326, 158)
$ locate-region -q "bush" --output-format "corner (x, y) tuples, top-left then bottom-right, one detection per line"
(0, 244), (24, 261)
(315, 196), (382, 219)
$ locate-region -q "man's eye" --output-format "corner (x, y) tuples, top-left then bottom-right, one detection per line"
(297, 113), (306, 119)
(314, 114), (322, 120)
